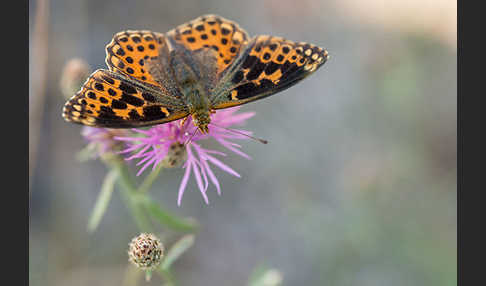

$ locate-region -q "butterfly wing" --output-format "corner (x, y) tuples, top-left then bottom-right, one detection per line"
(105, 30), (166, 86)
(62, 69), (188, 128)
(105, 30), (186, 99)
(165, 14), (250, 78)
(210, 35), (329, 109)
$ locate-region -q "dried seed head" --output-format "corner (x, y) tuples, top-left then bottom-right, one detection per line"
(128, 233), (164, 270)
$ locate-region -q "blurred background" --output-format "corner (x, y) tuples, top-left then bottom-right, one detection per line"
(29, 0), (456, 285)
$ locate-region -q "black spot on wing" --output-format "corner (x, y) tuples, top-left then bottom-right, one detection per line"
(94, 83), (104, 91)
(142, 106), (167, 120)
(98, 106), (120, 120)
(129, 109), (142, 120)
(246, 61), (266, 81)
(233, 82), (257, 100)
(118, 82), (137, 94)
(111, 99), (128, 109)
(232, 70), (244, 84)
(242, 55), (258, 69)
(108, 88), (117, 96)
(265, 62), (280, 75)
(101, 75), (115, 85)
(121, 92), (144, 106)
(142, 92), (156, 102)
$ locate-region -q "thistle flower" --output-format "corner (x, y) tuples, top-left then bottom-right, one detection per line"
(114, 107), (256, 205)
(81, 127), (130, 158)
(128, 233), (164, 270)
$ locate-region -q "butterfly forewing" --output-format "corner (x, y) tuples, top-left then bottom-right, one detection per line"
(211, 35), (328, 109)
(62, 69), (188, 128)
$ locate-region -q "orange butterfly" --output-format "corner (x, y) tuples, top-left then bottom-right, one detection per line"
(63, 14), (329, 133)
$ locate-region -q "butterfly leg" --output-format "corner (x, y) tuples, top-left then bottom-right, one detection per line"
(180, 115), (189, 128)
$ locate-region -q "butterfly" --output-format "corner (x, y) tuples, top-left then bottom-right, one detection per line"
(62, 14), (329, 133)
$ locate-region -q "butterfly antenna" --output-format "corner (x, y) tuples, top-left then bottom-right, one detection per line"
(210, 123), (268, 144)
(183, 128), (199, 147)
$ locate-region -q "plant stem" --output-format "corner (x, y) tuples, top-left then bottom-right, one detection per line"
(138, 163), (163, 193)
(106, 157), (153, 232)
(157, 268), (176, 286)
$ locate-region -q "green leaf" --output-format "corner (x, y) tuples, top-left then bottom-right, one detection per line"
(87, 169), (118, 233)
(161, 234), (195, 270)
(138, 195), (199, 232)
(248, 266), (283, 286)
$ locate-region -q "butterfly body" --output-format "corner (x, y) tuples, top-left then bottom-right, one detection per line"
(63, 15), (329, 132)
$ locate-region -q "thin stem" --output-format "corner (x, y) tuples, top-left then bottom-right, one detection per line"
(157, 268), (176, 286)
(106, 157), (153, 232)
(138, 163), (163, 193)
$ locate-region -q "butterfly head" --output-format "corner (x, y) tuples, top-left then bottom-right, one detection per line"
(191, 111), (211, 134)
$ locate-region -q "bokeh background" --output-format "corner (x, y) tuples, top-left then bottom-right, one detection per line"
(29, 0), (457, 285)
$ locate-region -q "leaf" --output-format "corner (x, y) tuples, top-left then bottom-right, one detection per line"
(138, 195), (199, 232)
(161, 235), (195, 270)
(248, 266), (283, 286)
(87, 169), (118, 232)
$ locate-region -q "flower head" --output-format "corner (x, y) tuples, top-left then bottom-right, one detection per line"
(114, 107), (256, 205)
(81, 127), (130, 158)
(128, 233), (164, 270)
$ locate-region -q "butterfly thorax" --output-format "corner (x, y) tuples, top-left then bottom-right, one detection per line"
(186, 85), (211, 134)
(168, 48), (215, 134)
(177, 77), (211, 134)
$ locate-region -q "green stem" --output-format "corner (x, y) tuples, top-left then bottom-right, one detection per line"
(157, 268), (176, 286)
(140, 196), (198, 232)
(106, 157), (153, 232)
(138, 163), (163, 193)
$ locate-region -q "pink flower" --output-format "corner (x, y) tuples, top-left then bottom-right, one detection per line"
(114, 107), (256, 206)
(81, 127), (130, 158)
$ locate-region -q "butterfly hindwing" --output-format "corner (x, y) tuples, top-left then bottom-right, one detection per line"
(166, 14), (250, 76)
(62, 69), (188, 128)
(211, 35), (329, 109)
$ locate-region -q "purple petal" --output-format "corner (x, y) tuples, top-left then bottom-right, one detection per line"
(126, 144), (151, 160)
(205, 153), (241, 178)
(217, 138), (251, 159)
(191, 157), (205, 195)
(201, 158), (221, 195)
(201, 149), (227, 157)
(216, 112), (255, 126)
(192, 146), (210, 191)
(136, 156), (157, 176)
(177, 161), (192, 206)
(186, 147), (206, 195)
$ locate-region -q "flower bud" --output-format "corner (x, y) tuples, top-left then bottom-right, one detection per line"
(128, 233), (164, 270)
(59, 58), (91, 100)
